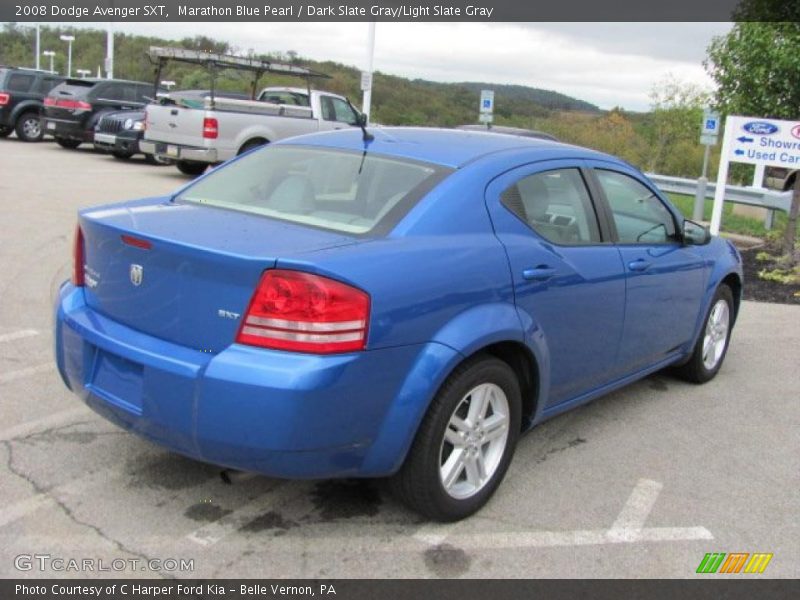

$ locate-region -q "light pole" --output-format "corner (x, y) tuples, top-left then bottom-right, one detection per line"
(76, 69), (91, 79)
(60, 35), (75, 78)
(42, 51), (56, 74)
(361, 22), (376, 122)
(35, 24), (41, 70)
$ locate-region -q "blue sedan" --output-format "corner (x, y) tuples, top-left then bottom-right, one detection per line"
(54, 128), (743, 521)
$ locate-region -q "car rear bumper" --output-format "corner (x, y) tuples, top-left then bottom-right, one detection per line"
(55, 282), (457, 478)
(140, 140), (217, 163)
(44, 117), (92, 141)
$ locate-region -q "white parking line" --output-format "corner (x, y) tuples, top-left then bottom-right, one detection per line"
(0, 329), (39, 344)
(413, 479), (711, 550)
(607, 478), (663, 541)
(0, 407), (89, 442)
(186, 483), (300, 547)
(0, 363), (53, 384)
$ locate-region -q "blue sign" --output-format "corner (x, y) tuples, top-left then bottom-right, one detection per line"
(706, 119), (717, 130)
(483, 99), (491, 109)
(743, 121), (779, 135)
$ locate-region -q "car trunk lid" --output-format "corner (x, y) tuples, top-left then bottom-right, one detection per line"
(79, 197), (355, 352)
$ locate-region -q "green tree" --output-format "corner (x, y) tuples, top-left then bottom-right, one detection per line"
(643, 75), (710, 176)
(705, 17), (800, 258)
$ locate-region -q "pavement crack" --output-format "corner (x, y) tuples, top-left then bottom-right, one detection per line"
(1, 438), (175, 580)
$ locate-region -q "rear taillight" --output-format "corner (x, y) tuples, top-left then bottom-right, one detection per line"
(236, 270), (370, 354)
(72, 225), (85, 287)
(202, 117), (218, 139)
(0, 93), (10, 106)
(45, 97), (91, 110)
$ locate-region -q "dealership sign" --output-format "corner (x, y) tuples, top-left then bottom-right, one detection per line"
(709, 115), (800, 235)
(725, 116), (800, 169)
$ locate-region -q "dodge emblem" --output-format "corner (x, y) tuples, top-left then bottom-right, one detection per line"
(130, 264), (144, 286)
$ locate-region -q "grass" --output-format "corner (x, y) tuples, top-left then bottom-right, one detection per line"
(666, 193), (798, 241)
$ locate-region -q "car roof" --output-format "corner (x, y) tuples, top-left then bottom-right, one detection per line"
(280, 127), (616, 169)
(456, 124), (559, 141)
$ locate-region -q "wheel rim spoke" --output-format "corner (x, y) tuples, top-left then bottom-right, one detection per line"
(466, 384), (490, 425)
(441, 448), (466, 489)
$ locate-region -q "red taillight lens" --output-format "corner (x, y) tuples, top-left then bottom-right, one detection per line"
(202, 117), (218, 139)
(46, 97), (91, 110)
(72, 225), (85, 287)
(236, 270), (370, 354)
(0, 93), (10, 106)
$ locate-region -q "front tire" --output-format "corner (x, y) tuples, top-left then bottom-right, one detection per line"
(389, 355), (521, 521)
(15, 112), (43, 142)
(112, 150), (135, 160)
(176, 160), (207, 176)
(674, 285), (734, 383)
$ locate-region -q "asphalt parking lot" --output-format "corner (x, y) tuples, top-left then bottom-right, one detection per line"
(0, 137), (798, 579)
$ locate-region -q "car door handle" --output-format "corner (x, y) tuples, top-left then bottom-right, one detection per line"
(628, 259), (651, 272)
(522, 266), (556, 281)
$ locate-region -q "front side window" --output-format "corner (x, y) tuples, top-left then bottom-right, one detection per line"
(176, 145), (450, 235)
(501, 168), (601, 245)
(595, 170), (676, 244)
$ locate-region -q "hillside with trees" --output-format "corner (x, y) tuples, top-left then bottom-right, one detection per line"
(1, 24), (719, 179)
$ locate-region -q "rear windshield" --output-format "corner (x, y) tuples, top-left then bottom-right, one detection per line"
(176, 145), (451, 235)
(51, 80), (96, 97)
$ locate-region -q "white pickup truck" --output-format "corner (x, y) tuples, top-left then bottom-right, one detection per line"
(141, 86), (361, 175)
(139, 46), (362, 175)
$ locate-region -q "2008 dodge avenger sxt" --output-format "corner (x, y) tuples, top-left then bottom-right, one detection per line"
(55, 127), (742, 521)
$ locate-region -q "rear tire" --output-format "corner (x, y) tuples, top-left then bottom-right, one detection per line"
(55, 137), (81, 149)
(237, 138), (268, 155)
(112, 150), (135, 160)
(389, 355), (521, 521)
(15, 112), (43, 142)
(176, 160), (207, 176)
(673, 285), (734, 384)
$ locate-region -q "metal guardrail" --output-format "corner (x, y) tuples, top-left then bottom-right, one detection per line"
(645, 173), (793, 214)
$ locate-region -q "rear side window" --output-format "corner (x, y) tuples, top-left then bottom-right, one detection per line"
(321, 97), (358, 124)
(52, 80), (95, 98)
(6, 73), (35, 92)
(176, 145), (451, 235)
(501, 168), (601, 245)
(595, 170), (676, 244)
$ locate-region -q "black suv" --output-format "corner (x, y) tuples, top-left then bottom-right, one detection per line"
(42, 78), (154, 149)
(0, 67), (64, 142)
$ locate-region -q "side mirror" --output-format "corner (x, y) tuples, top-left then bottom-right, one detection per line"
(682, 219), (711, 245)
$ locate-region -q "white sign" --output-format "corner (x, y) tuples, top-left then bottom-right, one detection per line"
(700, 134), (718, 146)
(478, 113), (494, 124)
(360, 71), (372, 92)
(479, 90), (494, 115)
(724, 115), (800, 169)
(710, 114), (800, 234)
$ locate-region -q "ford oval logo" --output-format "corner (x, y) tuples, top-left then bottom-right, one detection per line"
(743, 121), (779, 135)
(791, 125), (800, 139)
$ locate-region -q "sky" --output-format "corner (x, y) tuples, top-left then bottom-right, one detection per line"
(44, 22), (733, 111)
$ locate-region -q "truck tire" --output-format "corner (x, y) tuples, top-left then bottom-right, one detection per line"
(176, 161), (208, 176)
(0, 126), (12, 138)
(55, 137), (82, 149)
(15, 112), (44, 142)
(112, 150), (135, 160)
